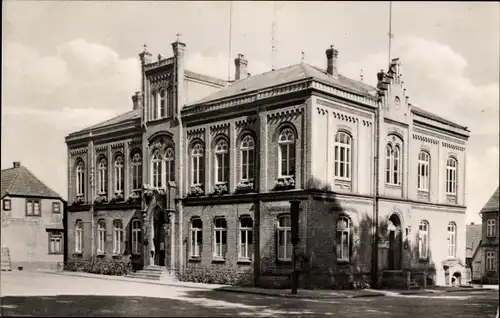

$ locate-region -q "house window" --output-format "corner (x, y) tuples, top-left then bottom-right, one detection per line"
(113, 220), (123, 255)
(278, 128), (295, 178)
(164, 148), (175, 183)
(114, 154), (124, 194)
(486, 251), (496, 271)
(97, 220), (106, 254)
(446, 157), (457, 195)
(191, 143), (204, 186)
(386, 142), (402, 185)
(131, 219), (141, 255)
(240, 135), (255, 181)
(334, 131), (351, 180)
(190, 218), (202, 258)
(336, 216), (351, 261)
(447, 222), (457, 258)
(75, 220), (83, 253)
(215, 139), (229, 184)
(151, 90), (158, 120)
(417, 151), (430, 192)
(48, 231), (63, 254)
(159, 89), (166, 118)
(52, 202), (61, 214)
(277, 215), (292, 261)
(26, 199), (41, 216)
(76, 160), (85, 197)
(418, 221), (429, 259)
(239, 216), (253, 259)
(97, 157), (108, 195)
(167, 88), (174, 118)
(213, 217), (227, 259)
(151, 149), (162, 188)
(487, 219), (496, 237)
(131, 151), (142, 191)
(3, 199), (11, 211)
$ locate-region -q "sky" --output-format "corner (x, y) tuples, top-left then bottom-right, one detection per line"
(2, 1), (498, 225)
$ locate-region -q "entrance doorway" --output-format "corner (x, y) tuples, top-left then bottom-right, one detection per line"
(153, 207), (166, 267)
(388, 214), (402, 270)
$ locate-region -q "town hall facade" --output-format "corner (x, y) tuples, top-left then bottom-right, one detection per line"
(65, 37), (470, 288)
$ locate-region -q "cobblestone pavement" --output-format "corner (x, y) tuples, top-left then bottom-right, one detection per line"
(1, 271), (498, 317)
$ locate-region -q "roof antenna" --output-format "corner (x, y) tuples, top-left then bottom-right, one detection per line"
(360, 69), (364, 82)
(271, 1), (277, 71)
(388, 1), (394, 67)
(227, 1), (233, 82)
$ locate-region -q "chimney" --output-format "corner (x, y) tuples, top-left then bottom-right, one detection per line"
(172, 38), (186, 114)
(234, 54), (248, 81)
(13, 161), (20, 168)
(471, 222), (474, 225)
(139, 44), (152, 66)
(132, 91), (142, 110)
(326, 45), (339, 78)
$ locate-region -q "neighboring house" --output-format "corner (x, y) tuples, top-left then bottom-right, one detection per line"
(478, 187), (499, 284)
(466, 222), (482, 282)
(1, 161), (66, 270)
(65, 37), (470, 288)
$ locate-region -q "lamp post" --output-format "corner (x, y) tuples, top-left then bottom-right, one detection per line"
(290, 200), (301, 294)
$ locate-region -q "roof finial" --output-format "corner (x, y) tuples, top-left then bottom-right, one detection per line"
(301, 51), (305, 63)
(143, 44), (148, 53)
(176, 33), (182, 42)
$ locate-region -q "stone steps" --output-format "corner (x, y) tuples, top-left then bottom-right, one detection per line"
(125, 265), (175, 282)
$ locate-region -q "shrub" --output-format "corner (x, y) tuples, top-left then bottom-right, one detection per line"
(64, 257), (133, 276)
(176, 265), (252, 286)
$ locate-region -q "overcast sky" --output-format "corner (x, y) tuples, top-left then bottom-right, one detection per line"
(2, 1), (498, 224)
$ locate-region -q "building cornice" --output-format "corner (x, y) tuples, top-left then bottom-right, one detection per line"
(413, 125), (466, 146)
(144, 57), (175, 72)
(69, 147), (88, 156)
(411, 112), (470, 139)
(66, 119), (141, 143)
(316, 98), (373, 120)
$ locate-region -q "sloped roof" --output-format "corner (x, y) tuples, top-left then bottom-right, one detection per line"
(480, 187), (499, 214)
(186, 63), (378, 107)
(1, 164), (62, 199)
(185, 70), (227, 87)
(466, 224), (482, 258)
(411, 105), (468, 130)
(69, 108), (141, 136)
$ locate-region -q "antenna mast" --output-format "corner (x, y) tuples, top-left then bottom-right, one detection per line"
(228, 1), (233, 81)
(388, 1), (393, 67)
(272, 1), (277, 71)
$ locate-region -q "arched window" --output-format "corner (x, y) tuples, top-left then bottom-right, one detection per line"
(278, 128), (295, 178)
(385, 145), (392, 183)
(240, 135), (255, 182)
(97, 157), (108, 195)
(215, 139), (229, 184)
(190, 218), (202, 257)
(447, 222), (457, 258)
(131, 219), (141, 255)
(75, 220), (83, 253)
(213, 217), (227, 259)
(151, 149), (162, 188)
(446, 157), (457, 195)
(76, 160), (85, 196)
(239, 216), (253, 259)
(167, 87), (174, 118)
(386, 140), (402, 185)
(336, 216), (351, 261)
(97, 220), (106, 254)
(191, 143), (204, 186)
(151, 90), (158, 120)
(159, 89), (166, 118)
(418, 221), (429, 259)
(164, 148), (175, 183)
(113, 220), (123, 255)
(334, 131), (352, 180)
(418, 151), (430, 192)
(277, 215), (292, 261)
(114, 154), (124, 194)
(487, 219), (496, 237)
(131, 151), (142, 191)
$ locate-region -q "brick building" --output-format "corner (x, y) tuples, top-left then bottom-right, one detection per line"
(65, 38), (470, 288)
(1, 161), (66, 270)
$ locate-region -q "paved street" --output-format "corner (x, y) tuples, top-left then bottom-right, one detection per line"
(1, 271), (498, 317)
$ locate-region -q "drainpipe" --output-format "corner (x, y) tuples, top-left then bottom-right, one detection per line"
(372, 101), (381, 288)
(89, 134), (96, 258)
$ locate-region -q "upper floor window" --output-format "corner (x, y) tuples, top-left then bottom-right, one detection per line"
(3, 199), (11, 211)
(277, 215), (292, 261)
(447, 222), (457, 258)
(97, 220), (106, 254)
(114, 154), (124, 194)
(239, 216), (253, 259)
(334, 131), (352, 180)
(213, 218), (227, 259)
(167, 88), (174, 118)
(278, 128), (295, 178)
(131, 151), (142, 191)
(159, 89), (166, 118)
(113, 220), (124, 255)
(191, 143), (204, 186)
(76, 160), (85, 196)
(151, 90), (158, 120)
(151, 149), (162, 188)
(190, 218), (202, 258)
(52, 202), (61, 214)
(386, 142), (401, 185)
(26, 199), (41, 216)
(164, 148), (175, 183)
(487, 219), (496, 237)
(446, 157), (457, 195)
(336, 216), (351, 262)
(75, 220), (83, 253)
(131, 219), (141, 255)
(418, 221), (429, 259)
(215, 139), (229, 184)
(240, 135), (255, 182)
(417, 151), (430, 192)
(97, 157), (108, 195)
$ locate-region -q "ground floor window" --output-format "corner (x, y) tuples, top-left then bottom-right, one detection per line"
(48, 231), (63, 254)
(486, 251), (496, 271)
